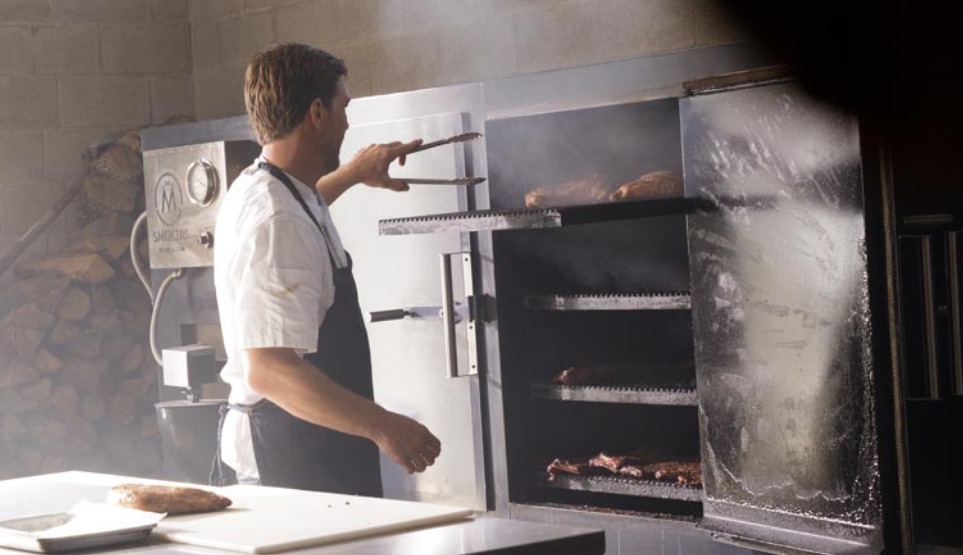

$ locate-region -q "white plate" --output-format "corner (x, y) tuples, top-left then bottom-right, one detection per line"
(0, 513), (156, 553)
(0, 502), (165, 554)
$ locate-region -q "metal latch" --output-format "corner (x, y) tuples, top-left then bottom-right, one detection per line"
(368, 305), (467, 323)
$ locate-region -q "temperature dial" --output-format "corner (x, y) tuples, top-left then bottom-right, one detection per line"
(185, 158), (219, 207)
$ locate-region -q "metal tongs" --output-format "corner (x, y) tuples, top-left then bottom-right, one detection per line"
(403, 132), (486, 186)
(411, 132), (482, 153)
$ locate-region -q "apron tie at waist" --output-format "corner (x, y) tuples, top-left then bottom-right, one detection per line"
(209, 403), (237, 486)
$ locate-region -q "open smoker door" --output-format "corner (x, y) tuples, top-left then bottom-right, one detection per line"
(683, 79), (885, 554)
(330, 107), (486, 511)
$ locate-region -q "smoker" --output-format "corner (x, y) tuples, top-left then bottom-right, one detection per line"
(140, 42), (960, 555)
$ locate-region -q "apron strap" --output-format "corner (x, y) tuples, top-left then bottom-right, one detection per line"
(256, 161), (340, 266)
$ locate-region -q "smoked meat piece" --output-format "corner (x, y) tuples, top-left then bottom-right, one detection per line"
(587, 451), (657, 474)
(546, 458), (606, 481)
(551, 365), (640, 386)
(107, 483), (232, 515)
(609, 170), (683, 202)
(525, 175), (609, 208)
(647, 461), (702, 486)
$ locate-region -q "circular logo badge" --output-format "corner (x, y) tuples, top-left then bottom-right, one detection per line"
(155, 172), (183, 226)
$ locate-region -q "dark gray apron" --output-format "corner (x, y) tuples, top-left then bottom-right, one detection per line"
(212, 162), (383, 497)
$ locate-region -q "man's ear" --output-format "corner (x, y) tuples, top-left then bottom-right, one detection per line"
(309, 99), (327, 126)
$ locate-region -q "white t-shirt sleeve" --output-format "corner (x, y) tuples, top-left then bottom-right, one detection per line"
(231, 214), (335, 352)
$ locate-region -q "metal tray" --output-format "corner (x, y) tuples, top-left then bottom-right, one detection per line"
(0, 513), (157, 553)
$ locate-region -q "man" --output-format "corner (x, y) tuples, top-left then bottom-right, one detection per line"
(212, 43), (440, 495)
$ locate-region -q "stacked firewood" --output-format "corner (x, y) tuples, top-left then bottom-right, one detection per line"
(0, 127), (165, 480)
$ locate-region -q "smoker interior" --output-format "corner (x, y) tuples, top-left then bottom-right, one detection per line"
(486, 99), (701, 516)
(890, 123), (963, 550)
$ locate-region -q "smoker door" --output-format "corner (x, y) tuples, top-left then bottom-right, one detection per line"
(330, 112), (486, 510)
(683, 82), (884, 554)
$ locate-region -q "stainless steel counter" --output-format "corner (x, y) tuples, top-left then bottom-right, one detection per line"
(0, 473), (604, 555)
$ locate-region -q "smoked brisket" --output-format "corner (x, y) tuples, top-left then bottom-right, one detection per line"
(107, 483), (232, 515)
(524, 175), (609, 209)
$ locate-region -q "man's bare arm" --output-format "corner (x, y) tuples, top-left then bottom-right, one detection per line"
(243, 347), (440, 473)
(314, 139), (422, 205)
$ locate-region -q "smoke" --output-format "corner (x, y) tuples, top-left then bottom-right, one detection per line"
(486, 97), (683, 210)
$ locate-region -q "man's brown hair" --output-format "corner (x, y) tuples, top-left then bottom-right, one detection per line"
(244, 43), (347, 145)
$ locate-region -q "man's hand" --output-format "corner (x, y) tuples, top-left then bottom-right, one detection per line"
(345, 139), (423, 192)
(373, 411), (441, 474)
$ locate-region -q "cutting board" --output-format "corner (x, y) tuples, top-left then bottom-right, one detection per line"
(154, 485), (473, 553)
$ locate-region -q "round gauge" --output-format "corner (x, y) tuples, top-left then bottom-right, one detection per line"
(185, 158), (219, 207)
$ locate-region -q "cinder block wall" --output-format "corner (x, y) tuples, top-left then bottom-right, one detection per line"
(1, 0), (747, 269)
(0, 0), (194, 274)
(191, 0), (747, 119)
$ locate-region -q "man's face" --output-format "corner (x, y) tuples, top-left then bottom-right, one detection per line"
(319, 77), (351, 174)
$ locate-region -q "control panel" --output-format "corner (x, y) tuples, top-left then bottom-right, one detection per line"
(143, 140), (260, 269)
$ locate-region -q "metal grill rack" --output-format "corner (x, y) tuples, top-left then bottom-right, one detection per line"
(530, 383), (697, 406)
(538, 472), (703, 502)
(524, 293), (691, 311)
(378, 197), (690, 236)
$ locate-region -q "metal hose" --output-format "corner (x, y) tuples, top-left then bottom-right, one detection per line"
(130, 211), (153, 303)
(149, 268), (184, 365)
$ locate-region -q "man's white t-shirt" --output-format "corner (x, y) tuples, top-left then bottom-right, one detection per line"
(213, 159), (347, 479)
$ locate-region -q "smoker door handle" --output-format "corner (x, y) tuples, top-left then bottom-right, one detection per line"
(440, 253), (459, 378)
(369, 309), (409, 323)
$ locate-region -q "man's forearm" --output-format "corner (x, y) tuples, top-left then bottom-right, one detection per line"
(314, 165), (357, 205)
(244, 348), (387, 443)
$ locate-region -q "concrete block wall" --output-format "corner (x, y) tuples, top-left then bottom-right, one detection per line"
(0, 0), (194, 279)
(0, 0), (748, 275)
(190, 0), (749, 119)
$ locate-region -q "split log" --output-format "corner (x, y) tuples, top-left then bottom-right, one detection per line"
(102, 332), (133, 361)
(90, 145), (143, 184)
(0, 358), (39, 388)
(0, 276), (70, 313)
(120, 309), (150, 334)
(107, 394), (137, 426)
(119, 343), (144, 373)
(0, 388), (40, 413)
(52, 385), (80, 419)
(20, 379), (52, 409)
(65, 328), (103, 359)
(0, 415), (27, 443)
(0, 303), (55, 330)
(83, 177), (139, 214)
(117, 377), (153, 399)
(34, 348), (63, 374)
(0, 325), (46, 358)
(48, 319), (81, 346)
(60, 359), (107, 393)
(80, 213), (134, 240)
(65, 235), (130, 262)
(56, 287), (92, 321)
(88, 287), (116, 316)
(17, 252), (115, 285)
(81, 394), (106, 421)
(89, 310), (121, 332)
